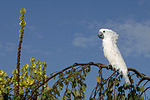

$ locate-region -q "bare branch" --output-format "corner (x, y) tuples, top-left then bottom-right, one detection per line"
(140, 87), (150, 96)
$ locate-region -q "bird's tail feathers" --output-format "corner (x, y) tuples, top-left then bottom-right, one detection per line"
(124, 74), (131, 85)
(119, 68), (131, 85)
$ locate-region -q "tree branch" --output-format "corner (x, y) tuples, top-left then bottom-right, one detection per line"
(27, 62), (150, 100)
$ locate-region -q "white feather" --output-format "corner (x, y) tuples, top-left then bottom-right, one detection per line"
(98, 29), (131, 85)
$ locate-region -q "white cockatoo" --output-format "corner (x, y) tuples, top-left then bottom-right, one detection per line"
(98, 28), (131, 85)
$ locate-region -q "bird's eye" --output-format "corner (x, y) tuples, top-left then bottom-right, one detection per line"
(103, 31), (105, 33)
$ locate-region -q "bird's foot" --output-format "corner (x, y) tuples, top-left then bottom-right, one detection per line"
(107, 64), (116, 71)
(107, 64), (112, 69)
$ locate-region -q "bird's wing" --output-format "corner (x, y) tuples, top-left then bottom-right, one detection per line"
(108, 44), (127, 71)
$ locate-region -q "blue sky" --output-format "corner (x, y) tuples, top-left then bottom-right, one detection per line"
(0, 0), (150, 97)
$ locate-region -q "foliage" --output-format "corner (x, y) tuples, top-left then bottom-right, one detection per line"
(0, 8), (149, 100)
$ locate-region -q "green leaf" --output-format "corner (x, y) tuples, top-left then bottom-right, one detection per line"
(73, 89), (80, 97)
(67, 89), (72, 94)
(42, 61), (47, 67)
(81, 85), (86, 92)
(110, 88), (113, 92)
(118, 86), (123, 92)
(140, 86), (144, 92)
(64, 78), (68, 85)
(68, 78), (73, 82)
(133, 86), (136, 91)
(136, 86), (140, 91)
(131, 79), (134, 83)
(58, 82), (64, 91)
(82, 72), (86, 77)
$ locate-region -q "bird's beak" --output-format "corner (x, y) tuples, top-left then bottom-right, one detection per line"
(98, 32), (104, 39)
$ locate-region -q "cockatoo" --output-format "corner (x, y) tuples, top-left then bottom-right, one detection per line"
(98, 28), (131, 85)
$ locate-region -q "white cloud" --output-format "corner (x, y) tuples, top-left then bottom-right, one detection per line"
(0, 42), (16, 52)
(72, 33), (98, 48)
(137, 0), (149, 6)
(0, 42), (51, 56)
(76, 19), (150, 57)
(27, 25), (44, 39)
(106, 20), (150, 57)
(5, 42), (16, 51)
(0, 42), (16, 56)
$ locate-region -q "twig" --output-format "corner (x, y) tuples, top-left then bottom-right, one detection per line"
(27, 62), (150, 99)
(114, 72), (116, 100)
(62, 81), (70, 100)
(143, 80), (149, 87)
(128, 68), (150, 81)
(99, 67), (102, 99)
(140, 87), (150, 96)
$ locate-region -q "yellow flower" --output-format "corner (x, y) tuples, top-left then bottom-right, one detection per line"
(29, 78), (34, 85)
(140, 96), (144, 100)
(96, 76), (101, 83)
(19, 16), (23, 21)
(26, 78), (29, 83)
(33, 69), (37, 74)
(44, 74), (48, 78)
(30, 57), (35, 62)
(32, 63), (36, 68)
(7, 86), (11, 90)
(0, 78), (3, 81)
(19, 87), (24, 94)
(37, 65), (42, 71)
(37, 71), (42, 75)
(44, 84), (49, 87)
(4, 73), (7, 76)
(36, 60), (41, 65)
(13, 82), (18, 86)
(12, 70), (16, 75)
(0, 70), (4, 75)
(12, 70), (18, 75)
(42, 68), (46, 72)
(3, 80), (7, 85)
(21, 75), (25, 79)
(19, 34), (22, 37)
(22, 79), (27, 85)
(27, 75), (31, 78)
(24, 63), (29, 69)
(26, 78), (34, 85)
(19, 21), (26, 26)
(20, 8), (26, 14)
(24, 72), (28, 76)
(19, 30), (22, 33)
(42, 61), (47, 67)
(29, 67), (33, 73)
